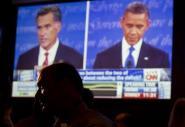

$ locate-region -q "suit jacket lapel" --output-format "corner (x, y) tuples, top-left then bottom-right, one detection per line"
(32, 47), (39, 67)
(115, 42), (122, 68)
(54, 42), (62, 63)
(54, 42), (69, 63)
(137, 42), (149, 68)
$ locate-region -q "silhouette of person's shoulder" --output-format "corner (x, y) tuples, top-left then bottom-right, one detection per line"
(15, 115), (37, 127)
(72, 109), (114, 127)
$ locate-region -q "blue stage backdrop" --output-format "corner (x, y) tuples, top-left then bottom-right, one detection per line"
(14, 1), (86, 68)
(87, 0), (173, 68)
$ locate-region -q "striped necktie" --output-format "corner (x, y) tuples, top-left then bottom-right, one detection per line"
(42, 52), (49, 66)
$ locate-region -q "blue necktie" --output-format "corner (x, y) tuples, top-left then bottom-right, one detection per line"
(125, 46), (135, 68)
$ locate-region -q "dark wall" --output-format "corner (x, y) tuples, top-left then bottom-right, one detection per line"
(0, 0), (185, 127)
(0, 0), (16, 105)
(172, 0), (185, 99)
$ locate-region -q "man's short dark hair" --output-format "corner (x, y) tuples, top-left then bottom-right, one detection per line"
(36, 5), (62, 22)
(124, 1), (150, 18)
(39, 62), (83, 94)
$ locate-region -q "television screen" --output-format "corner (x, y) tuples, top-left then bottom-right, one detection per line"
(12, 0), (173, 99)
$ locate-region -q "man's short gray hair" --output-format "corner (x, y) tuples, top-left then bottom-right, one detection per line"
(36, 5), (62, 22)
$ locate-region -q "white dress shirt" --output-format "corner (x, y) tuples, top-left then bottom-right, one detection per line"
(38, 38), (59, 67)
(122, 37), (143, 68)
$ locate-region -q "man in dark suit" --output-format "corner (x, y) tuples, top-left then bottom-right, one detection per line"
(93, 1), (169, 69)
(16, 5), (83, 70)
(16, 43), (83, 69)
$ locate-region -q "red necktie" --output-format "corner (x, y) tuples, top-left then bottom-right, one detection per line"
(42, 52), (49, 66)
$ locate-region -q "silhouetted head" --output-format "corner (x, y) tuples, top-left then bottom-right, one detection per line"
(115, 113), (138, 127)
(169, 98), (185, 127)
(37, 62), (84, 116)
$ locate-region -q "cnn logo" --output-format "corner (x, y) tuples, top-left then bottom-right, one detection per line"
(145, 71), (158, 81)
